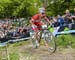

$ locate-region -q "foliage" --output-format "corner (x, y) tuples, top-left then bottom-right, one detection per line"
(0, 0), (42, 18)
(0, 0), (75, 17)
(46, 0), (75, 16)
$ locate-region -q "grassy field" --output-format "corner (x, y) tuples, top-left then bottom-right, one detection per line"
(56, 34), (75, 48)
(0, 34), (75, 60)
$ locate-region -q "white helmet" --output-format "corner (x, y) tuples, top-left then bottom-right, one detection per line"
(39, 7), (45, 14)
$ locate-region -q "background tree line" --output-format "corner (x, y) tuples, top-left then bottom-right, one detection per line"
(0, 0), (75, 18)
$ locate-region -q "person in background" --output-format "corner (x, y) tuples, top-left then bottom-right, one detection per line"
(57, 15), (64, 26)
(64, 9), (73, 24)
(72, 8), (75, 23)
(52, 16), (58, 27)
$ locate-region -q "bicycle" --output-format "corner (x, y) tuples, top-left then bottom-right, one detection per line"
(30, 24), (56, 53)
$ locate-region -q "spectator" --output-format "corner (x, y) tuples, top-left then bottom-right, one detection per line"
(72, 8), (75, 23)
(52, 16), (58, 27)
(64, 9), (73, 24)
(57, 15), (64, 26)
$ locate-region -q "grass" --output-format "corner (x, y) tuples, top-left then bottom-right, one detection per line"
(12, 40), (31, 47)
(0, 40), (31, 60)
(56, 34), (75, 48)
(10, 53), (19, 60)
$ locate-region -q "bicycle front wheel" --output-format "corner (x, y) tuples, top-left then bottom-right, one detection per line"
(44, 30), (56, 53)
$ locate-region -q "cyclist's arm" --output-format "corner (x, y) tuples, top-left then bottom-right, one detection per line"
(44, 16), (51, 25)
(30, 14), (39, 25)
(72, 15), (75, 18)
(67, 16), (72, 20)
(30, 19), (35, 25)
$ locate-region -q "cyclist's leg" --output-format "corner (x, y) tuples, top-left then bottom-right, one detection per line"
(32, 22), (43, 47)
(35, 22), (43, 45)
(32, 25), (40, 48)
(35, 30), (40, 47)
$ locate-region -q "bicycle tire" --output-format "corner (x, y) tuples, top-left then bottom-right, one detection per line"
(43, 30), (56, 53)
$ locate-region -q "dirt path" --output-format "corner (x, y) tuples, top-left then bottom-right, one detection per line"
(0, 42), (75, 60)
(18, 45), (75, 60)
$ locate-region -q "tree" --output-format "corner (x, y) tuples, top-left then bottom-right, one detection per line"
(0, 0), (75, 18)
(0, 0), (42, 18)
(46, 0), (75, 16)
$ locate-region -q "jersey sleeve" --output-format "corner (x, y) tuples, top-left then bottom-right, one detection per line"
(31, 14), (40, 21)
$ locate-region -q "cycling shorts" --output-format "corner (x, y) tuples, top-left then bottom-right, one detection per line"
(32, 22), (43, 31)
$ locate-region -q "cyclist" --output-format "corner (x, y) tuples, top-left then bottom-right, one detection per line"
(30, 7), (51, 48)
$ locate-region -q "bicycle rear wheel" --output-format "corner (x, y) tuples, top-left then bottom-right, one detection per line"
(44, 30), (56, 53)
